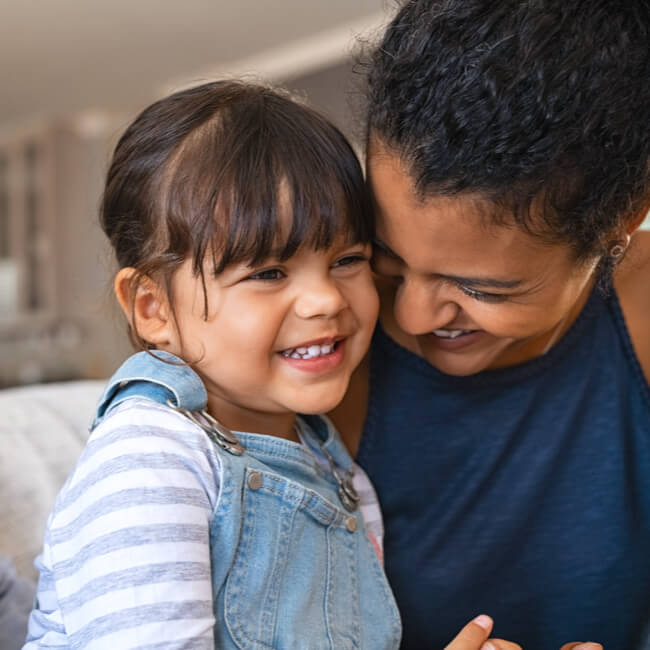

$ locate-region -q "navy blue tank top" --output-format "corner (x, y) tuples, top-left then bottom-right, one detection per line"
(358, 288), (650, 650)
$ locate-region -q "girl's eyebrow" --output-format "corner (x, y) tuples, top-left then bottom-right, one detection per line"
(372, 238), (522, 289)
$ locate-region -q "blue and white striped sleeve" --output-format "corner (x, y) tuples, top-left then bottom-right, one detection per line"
(24, 399), (221, 650)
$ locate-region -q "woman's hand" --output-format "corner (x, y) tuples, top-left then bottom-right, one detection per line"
(444, 615), (603, 650)
(444, 615), (520, 650)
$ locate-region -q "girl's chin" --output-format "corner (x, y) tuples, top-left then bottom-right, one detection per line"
(293, 398), (344, 416)
(289, 389), (348, 416)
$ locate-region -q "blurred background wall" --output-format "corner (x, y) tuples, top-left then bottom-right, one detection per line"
(0, 1), (392, 387)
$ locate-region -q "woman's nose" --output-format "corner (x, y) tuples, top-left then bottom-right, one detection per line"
(394, 277), (459, 335)
(294, 278), (348, 319)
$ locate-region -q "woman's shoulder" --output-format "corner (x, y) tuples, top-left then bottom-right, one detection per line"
(615, 230), (650, 385)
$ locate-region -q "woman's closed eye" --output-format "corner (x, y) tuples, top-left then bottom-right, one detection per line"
(457, 284), (508, 303)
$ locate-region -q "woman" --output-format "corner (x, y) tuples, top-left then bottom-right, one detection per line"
(332, 1), (650, 648)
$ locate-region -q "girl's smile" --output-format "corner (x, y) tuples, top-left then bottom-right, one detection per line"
(280, 337), (346, 372)
(281, 341), (346, 373)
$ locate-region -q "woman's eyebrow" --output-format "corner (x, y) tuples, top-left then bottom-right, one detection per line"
(372, 239), (523, 288)
(440, 274), (523, 289)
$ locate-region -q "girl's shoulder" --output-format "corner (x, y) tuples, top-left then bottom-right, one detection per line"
(54, 397), (223, 520)
(91, 397), (222, 468)
(615, 230), (650, 385)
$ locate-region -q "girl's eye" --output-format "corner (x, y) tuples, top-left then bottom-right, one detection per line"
(458, 284), (507, 303)
(333, 254), (368, 268)
(247, 268), (285, 281)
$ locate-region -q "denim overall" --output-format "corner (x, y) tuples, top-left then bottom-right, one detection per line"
(92, 351), (402, 650)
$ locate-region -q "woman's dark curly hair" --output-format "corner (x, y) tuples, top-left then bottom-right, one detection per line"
(366, 0), (650, 262)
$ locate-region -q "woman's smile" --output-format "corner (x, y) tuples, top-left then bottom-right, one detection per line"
(428, 329), (484, 350)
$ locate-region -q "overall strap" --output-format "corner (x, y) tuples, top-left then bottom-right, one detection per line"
(92, 351), (245, 455)
(91, 351), (207, 430)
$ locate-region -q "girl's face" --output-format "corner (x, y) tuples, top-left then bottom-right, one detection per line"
(367, 148), (599, 376)
(166, 238), (378, 437)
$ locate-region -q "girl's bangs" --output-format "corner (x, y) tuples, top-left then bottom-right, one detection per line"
(212, 168), (370, 273)
(161, 90), (373, 275)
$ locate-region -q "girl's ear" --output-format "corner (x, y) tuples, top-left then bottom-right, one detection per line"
(114, 268), (175, 347)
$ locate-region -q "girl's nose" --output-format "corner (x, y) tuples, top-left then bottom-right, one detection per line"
(394, 277), (459, 335)
(294, 278), (348, 319)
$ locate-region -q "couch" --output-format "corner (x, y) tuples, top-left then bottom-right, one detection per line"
(0, 380), (105, 581)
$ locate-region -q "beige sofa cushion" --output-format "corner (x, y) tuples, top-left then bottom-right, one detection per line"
(0, 380), (104, 580)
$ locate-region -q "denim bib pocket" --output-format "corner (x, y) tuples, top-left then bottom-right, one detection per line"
(224, 467), (361, 650)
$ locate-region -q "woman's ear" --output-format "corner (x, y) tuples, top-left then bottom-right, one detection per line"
(114, 268), (175, 347)
(627, 204), (650, 235)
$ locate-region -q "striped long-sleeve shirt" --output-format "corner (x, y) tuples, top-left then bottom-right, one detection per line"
(24, 399), (383, 649)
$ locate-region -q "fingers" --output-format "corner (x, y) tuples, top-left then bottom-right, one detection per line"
(487, 641), (523, 650)
(443, 615), (524, 650)
(444, 615), (493, 650)
(444, 618), (600, 650)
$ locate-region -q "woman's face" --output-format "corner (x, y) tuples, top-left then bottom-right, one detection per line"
(367, 147), (599, 376)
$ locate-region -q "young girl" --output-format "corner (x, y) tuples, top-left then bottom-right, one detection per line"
(23, 80), (511, 650)
(20, 79), (397, 650)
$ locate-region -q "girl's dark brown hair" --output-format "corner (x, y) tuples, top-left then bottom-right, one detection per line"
(100, 80), (373, 349)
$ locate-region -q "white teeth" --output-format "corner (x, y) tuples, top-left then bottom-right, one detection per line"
(281, 343), (336, 359)
(432, 329), (471, 339)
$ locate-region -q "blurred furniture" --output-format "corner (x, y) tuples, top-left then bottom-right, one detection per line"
(0, 380), (104, 580)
